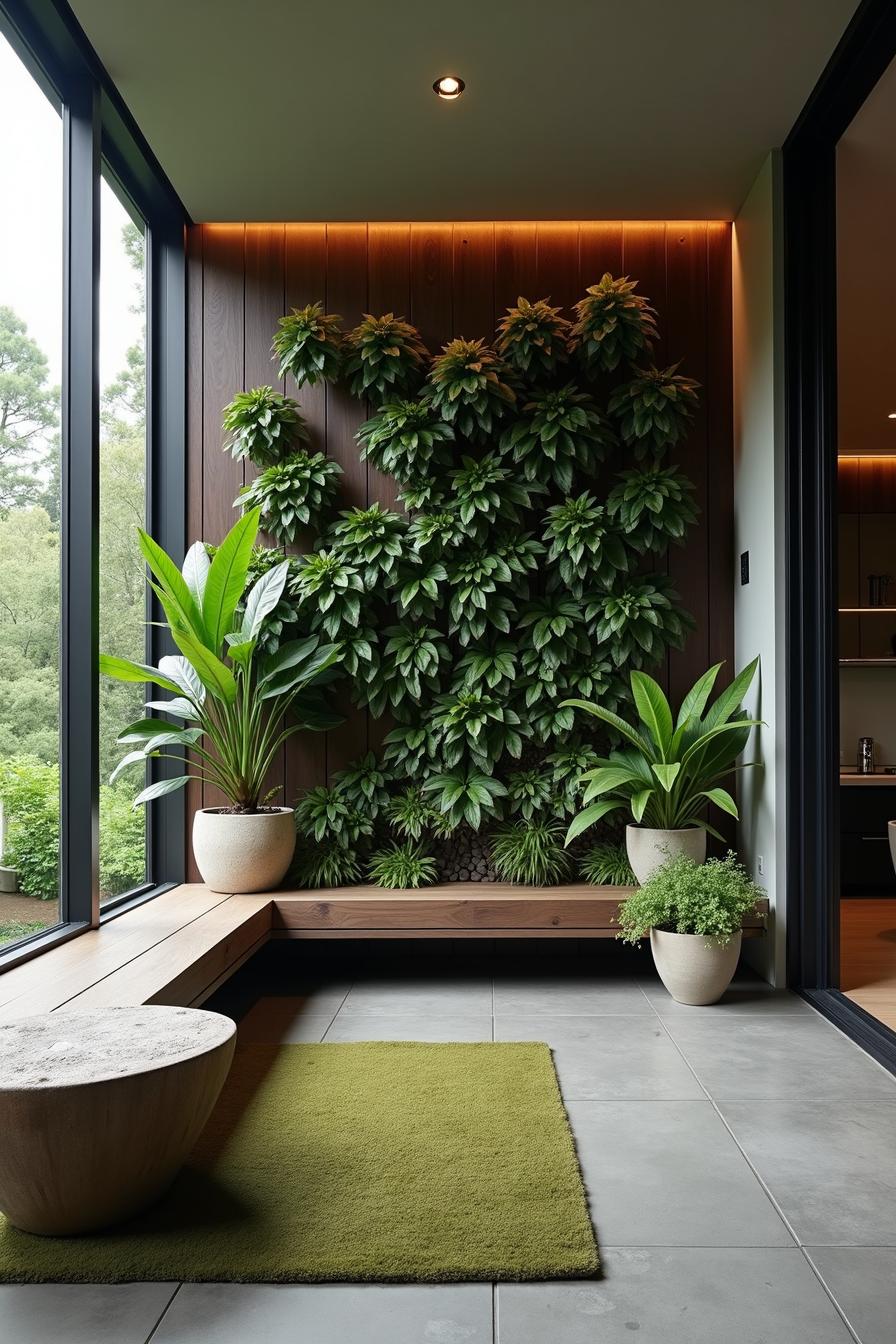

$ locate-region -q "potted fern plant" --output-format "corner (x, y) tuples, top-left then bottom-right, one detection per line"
(563, 659), (761, 883)
(616, 853), (765, 1004)
(100, 508), (341, 893)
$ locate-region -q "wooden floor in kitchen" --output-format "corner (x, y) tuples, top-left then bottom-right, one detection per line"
(840, 897), (896, 1032)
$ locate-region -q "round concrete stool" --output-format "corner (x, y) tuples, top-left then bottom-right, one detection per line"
(0, 1006), (235, 1236)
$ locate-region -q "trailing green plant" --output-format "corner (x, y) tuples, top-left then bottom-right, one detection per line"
(608, 363), (700, 455)
(356, 399), (453, 503)
(579, 840), (637, 887)
(505, 767), (554, 822)
(235, 451), (342, 543)
(100, 509), (341, 812)
(585, 576), (692, 667)
(429, 690), (523, 771)
(501, 384), (614, 492)
(368, 839), (438, 889)
(615, 851), (764, 945)
(445, 547), (520, 645)
(380, 623), (449, 709)
(392, 557), (447, 620)
(237, 546), (304, 654)
(331, 752), (391, 819)
(222, 387), (309, 467)
(543, 493), (630, 593)
(273, 303), (343, 387)
(344, 314), (430, 399)
(607, 464), (699, 552)
(451, 640), (518, 697)
(422, 768), (507, 832)
(570, 273), (658, 372)
(294, 784), (373, 847)
(292, 839), (361, 889)
(448, 452), (545, 540)
(563, 659), (761, 843)
(490, 819), (572, 886)
(292, 550), (364, 639)
(382, 717), (442, 779)
(325, 504), (406, 587)
(547, 744), (602, 815)
(386, 785), (441, 841)
(426, 338), (516, 440)
(495, 296), (571, 378)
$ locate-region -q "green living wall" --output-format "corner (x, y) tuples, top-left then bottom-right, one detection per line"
(220, 275), (701, 888)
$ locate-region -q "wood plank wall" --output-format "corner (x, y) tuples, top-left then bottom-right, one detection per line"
(186, 221), (733, 873)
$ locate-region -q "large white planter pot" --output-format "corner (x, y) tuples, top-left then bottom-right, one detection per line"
(888, 821), (896, 875)
(192, 807), (295, 893)
(650, 927), (742, 1005)
(625, 824), (707, 884)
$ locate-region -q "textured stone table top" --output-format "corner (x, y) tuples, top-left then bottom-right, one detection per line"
(0, 1007), (235, 1089)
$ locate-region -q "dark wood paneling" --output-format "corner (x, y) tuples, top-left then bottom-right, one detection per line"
(186, 220), (734, 834)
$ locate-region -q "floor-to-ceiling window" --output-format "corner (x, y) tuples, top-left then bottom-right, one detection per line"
(0, 0), (187, 963)
(0, 32), (63, 951)
(98, 176), (148, 903)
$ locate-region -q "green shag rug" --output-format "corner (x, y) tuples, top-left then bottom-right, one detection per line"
(0, 1041), (598, 1283)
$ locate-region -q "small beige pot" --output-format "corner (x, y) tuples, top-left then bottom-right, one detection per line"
(192, 806), (295, 893)
(625, 824), (707, 885)
(650, 927), (742, 1005)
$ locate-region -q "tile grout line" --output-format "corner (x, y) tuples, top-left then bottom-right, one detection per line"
(143, 1283), (181, 1343)
(642, 997), (806, 1251)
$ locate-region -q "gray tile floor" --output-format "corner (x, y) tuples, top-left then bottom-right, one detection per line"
(4, 944), (896, 1343)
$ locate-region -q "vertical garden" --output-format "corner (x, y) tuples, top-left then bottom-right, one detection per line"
(215, 272), (702, 888)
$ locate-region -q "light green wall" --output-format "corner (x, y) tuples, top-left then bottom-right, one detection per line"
(731, 152), (787, 985)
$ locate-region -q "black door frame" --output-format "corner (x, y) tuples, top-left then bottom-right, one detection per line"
(784, 0), (896, 1070)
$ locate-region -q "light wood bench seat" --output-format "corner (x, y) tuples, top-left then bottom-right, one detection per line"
(0, 884), (768, 1021)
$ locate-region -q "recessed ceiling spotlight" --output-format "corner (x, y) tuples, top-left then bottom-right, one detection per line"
(889, 412), (896, 419)
(434, 75), (465, 101)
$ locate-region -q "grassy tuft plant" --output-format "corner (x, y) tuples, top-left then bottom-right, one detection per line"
(615, 852), (764, 945)
(580, 840), (637, 886)
(495, 296), (570, 378)
(344, 313), (430, 399)
(273, 303), (343, 387)
(235, 451), (342, 543)
(386, 786), (441, 841)
(570, 273), (658, 372)
(222, 387), (310, 468)
(369, 840), (438, 889)
(292, 840), (361, 889)
(490, 819), (572, 886)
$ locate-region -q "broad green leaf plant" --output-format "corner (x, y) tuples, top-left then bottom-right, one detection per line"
(563, 659), (761, 843)
(100, 508), (341, 812)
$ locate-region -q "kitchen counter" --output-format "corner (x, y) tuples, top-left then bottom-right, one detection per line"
(841, 773), (896, 785)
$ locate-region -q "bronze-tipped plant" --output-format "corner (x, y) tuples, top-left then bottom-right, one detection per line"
(570, 273), (658, 372)
(495, 296), (571, 379)
(222, 386), (309, 468)
(426, 338), (516, 440)
(273, 303), (343, 387)
(344, 313), (430, 400)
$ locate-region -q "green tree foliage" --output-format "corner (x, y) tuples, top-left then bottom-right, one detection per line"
(0, 306), (59, 513)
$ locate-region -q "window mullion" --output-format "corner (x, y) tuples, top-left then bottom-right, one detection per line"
(60, 79), (100, 928)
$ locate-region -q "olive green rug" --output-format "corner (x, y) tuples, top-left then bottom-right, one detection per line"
(0, 1041), (598, 1282)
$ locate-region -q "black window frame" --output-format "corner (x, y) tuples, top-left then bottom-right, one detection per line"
(784, 0), (896, 1072)
(0, 0), (189, 968)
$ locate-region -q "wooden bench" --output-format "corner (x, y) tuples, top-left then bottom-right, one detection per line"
(0, 884), (768, 1021)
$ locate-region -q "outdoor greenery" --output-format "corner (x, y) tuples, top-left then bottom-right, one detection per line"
(218, 273), (716, 885)
(564, 661), (761, 844)
(615, 852), (764, 945)
(0, 220), (149, 913)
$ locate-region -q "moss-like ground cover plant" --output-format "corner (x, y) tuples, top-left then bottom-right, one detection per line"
(217, 274), (708, 883)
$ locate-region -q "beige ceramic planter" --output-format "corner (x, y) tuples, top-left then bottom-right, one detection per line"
(625, 824), (707, 885)
(192, 806), (295, 893)
(650, 927), (742, 1005)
